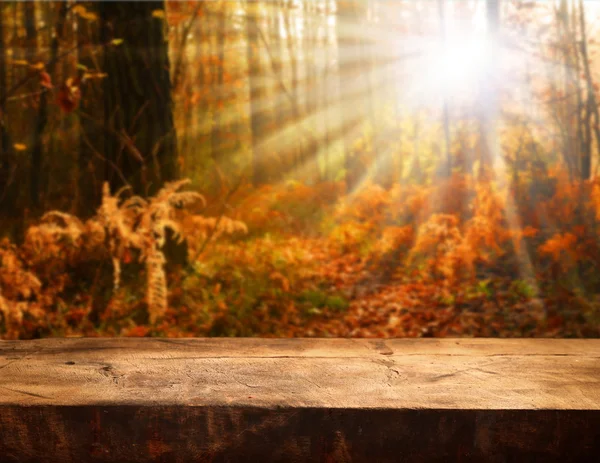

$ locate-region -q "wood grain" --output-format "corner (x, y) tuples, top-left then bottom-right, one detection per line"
(1, 338), (599, 462)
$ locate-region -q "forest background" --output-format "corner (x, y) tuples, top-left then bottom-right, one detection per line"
(1, 0), (600, 340)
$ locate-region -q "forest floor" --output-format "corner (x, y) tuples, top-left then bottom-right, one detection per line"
(150, 236), (599, 340)
(2, 179), (600, 339)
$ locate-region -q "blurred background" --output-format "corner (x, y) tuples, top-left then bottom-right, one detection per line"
(1, 1), (600, 339)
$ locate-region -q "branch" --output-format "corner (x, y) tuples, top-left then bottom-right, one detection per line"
(172, 3), (204, 90)
(189, 175), (245, 267)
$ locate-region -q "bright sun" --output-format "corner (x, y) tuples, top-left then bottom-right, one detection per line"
(432, 36), (490, 95)
(422, 1), (494, 100)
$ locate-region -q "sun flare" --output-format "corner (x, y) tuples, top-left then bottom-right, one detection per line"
(428, 35), (491, 96)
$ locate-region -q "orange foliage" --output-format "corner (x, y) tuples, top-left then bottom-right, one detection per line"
(3, 171), (600, 339)
(235, 181), (342, 234)
(538, 232), (579, 269)
(377, 225), (415, 256)
(464, 180), (509, 261)
(410, 214), (475, 286)
(591, 182), (600, 221)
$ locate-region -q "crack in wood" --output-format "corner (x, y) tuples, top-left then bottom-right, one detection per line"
(0, 385), (52, 400)
(302, 377), (322, 389)
(428, 359), (509, 382)
(370, 340), (394, 356)
(372, 358), (402, 386)
(99, 365), (125, 386)
(0, 347), (44, 370)
(234, 378), (261, 389)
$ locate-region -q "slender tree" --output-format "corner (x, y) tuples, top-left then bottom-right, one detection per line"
(370, 0), (397, 188)
(578, 0), (600, 180)
(336, 0), (370, 191)
(302, 0), (322, 184)
(172, 3), (203, 92)
(268, 0), (289, 180)
(438, 0), (452, 178)
(284, 0), (302, 173)
(0, 4), (16, 214)
(246, 0), (270, 185)
(77, 3), (104, 214)
(478, 0), (500, 179)
(30, 2), (68, 209)
(211, 1), (227, 166)
(556, 0), (579, 179)
(321, 0), (333, 181)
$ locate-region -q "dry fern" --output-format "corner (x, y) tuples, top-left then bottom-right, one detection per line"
(124, 180), (204, 322)
(0, 239), (44, 339)
(0, 295), (23, 340)
(145, 250), (167, 321)
(2, 178), (237, 336)
(182, 214), (248, 250)
(0, 240), (42, 301)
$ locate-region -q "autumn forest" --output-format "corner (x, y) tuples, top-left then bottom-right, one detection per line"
(0, 0), (599, 339)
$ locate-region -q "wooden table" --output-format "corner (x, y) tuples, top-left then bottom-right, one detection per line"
(1, 338), (599, 462)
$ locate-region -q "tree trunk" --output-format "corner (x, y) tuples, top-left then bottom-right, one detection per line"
(369, 0), (396, 189)
(283, 0), (303, 174)
(20, 1), (37, 219)
(99, 1), (178, 197)
(336, 0), (369, 192)
(77, 5), (104, 215)
(438, 0), (452, 178)
(478, 0), (500, 180)
(321, 0), (333, 181)
(30, 2), (68, 210)
(302, 1), (322, 185)
(0, 5), (16, 216)
(246, 0), (270, 186)
(578, 0), (599, 180)
(268, 0), (288, 182)
(211, 2), (227, 166)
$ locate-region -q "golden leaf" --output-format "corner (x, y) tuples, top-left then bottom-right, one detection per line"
(72, 5), (86, 15)
(83, 72), (108, 80)
(73, 5), (98, 21)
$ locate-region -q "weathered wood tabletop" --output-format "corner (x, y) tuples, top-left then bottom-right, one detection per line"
(1, 338), (599, 462)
